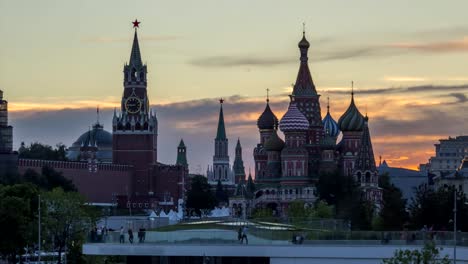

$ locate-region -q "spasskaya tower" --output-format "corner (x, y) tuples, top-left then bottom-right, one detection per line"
(112, 20), (158, 195)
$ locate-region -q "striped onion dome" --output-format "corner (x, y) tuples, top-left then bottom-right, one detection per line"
(338, 94), (365, 132)
(322, 108), (340, 137)
(279, 102), (309, 132)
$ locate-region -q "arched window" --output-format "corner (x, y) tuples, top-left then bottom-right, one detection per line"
(131, 68), (137, 81)
(139, 71), (145, 81)
(365, 172), (371, 183)
(357, 172), (362, 182)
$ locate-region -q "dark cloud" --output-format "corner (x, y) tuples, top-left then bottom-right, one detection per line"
(370, 108), (467, 138)
(390, 38), (468, 52)
(10, 92), (465, 173)
(323, 84), (468, 95)
(189, 56), (294, 68)
(449, 93), (468, 104)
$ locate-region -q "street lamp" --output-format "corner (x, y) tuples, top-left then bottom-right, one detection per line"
(454, 189), (457, 264)
(453, 188), (468, 264)
(38, 194), (41, 263)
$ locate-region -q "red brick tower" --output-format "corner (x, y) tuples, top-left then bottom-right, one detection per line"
(112, 20), (158, 195)
(291, 28), (324, 177)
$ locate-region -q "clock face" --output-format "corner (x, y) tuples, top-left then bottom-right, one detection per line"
(125, 97), (142, 114)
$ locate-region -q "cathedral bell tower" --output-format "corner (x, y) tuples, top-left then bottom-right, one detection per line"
(112, 20), (158, 195)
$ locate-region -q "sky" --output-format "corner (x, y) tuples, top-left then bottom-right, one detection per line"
(1, 0), (467, 173)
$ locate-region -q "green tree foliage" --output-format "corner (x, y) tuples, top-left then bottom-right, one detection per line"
(313, 200), (334, 219)
(287, 200), (312, 219)
(0, 184), (39, 263)
(23, 166), (76, 192)
(186, 175), (216, 216)
(318, 170), (374, 230)
(409, 184), (468, 231)
(317, 170), (343, 205)
(18, 142), (68, 161)
(252, 208), (274, 219)
(286, 200), (335, 226)
(215, 179), (229, 205)
(378, 173), (408, 230)
(351, 199), (374, 230)
(382, 242), (451, 264)
(43, 188), (92, 264)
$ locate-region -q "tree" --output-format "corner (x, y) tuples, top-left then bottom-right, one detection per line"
(383, 242), (451, 264)
(186, 175), (216, 216)
(317, 170), (342, 205)
(43, 188), (92, 264)
(409, 184), (468, 231)
(0, 184), (39, 263)
(22, 166), (76, 192)
(41, 166), (76, 192)
(312, 200), (334, 219)
(18, 142), (68, 161)
(379, 173), (408, 230)
(288, 200), (310, 218)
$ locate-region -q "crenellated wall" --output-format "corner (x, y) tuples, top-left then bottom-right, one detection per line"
(18, 159), (133, 203)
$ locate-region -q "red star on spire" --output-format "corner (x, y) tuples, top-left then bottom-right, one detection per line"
(132, 19), (140, 28)
(219, 98), (224, 104)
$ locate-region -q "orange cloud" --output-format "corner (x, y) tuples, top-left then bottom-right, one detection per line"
(390, 37), (468, 52)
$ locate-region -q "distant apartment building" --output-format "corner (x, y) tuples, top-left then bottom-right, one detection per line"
(422, 136), (468, 177)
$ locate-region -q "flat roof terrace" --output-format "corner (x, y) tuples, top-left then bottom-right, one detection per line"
(83, 228), (468, 263)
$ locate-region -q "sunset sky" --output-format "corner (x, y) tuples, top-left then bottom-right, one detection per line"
(1, 0), (467, 173)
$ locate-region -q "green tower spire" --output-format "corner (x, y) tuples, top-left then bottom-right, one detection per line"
(176, 138), (188, 167)
(129, 25), (143, 68)
(215, 99), (227, 140)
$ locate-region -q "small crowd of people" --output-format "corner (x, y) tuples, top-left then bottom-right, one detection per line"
(119, 226), (146, 244)
(90, 226), (111, 242)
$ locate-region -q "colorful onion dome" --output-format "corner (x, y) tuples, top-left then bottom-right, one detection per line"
(322, 103), (340, 137)
(257, 101), (278, 130)
(338, 93), (365, 132)
(298, 33), (310, 49)
(279, 102), (309, 132)
(264, 130), (285, 151)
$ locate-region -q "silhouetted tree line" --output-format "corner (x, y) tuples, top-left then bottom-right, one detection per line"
(18, 142), (68, 161)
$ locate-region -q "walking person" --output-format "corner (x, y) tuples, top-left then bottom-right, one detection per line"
(128, 228), (134, 244)
(241, 226), (249, 244)
(237, 227), (242, 242)
(119, 226), (125, 243)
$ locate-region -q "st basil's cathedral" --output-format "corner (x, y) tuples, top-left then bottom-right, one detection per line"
(246, 30), (382, 213)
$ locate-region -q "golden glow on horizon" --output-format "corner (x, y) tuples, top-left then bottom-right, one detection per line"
(383, 76), (427, 82)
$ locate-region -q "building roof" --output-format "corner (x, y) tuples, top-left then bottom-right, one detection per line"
(264, 130), (285, 151)
(129, 30), (143, 68)
(292, 32), (317, 97)
(178, 139), (186, 148)
(279, 103), (309, 132)
(67, 122), (113, 162)
(215, 102), (227, 140)
(257, 101), (278, 130)
(354, 118), (376, 171)
(338, 92), (365, 132)
(322, 101), (340, 138)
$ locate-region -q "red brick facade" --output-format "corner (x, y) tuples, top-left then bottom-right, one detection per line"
(18, 159), (133, 204)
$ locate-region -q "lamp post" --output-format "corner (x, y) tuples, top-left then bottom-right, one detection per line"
(454, 189), (457, 264)
(38, 194), (41, 263)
